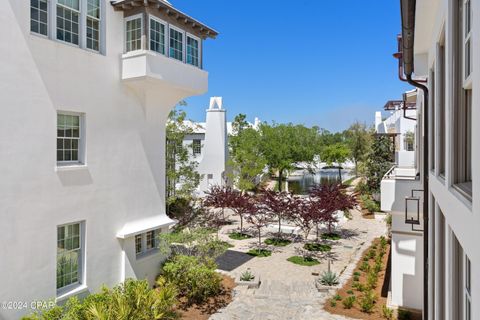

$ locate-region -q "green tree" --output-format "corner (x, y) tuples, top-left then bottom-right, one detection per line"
(365, 135), (393, 192)
(344, 122), (373, 176)
(320, 143), (350, 181)
(166, 105), (201, 206)
(259, 123), (320, 191)
(228, 114), (267, 191)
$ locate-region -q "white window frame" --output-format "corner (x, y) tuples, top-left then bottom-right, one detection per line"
(124, 13), (144, 53)
(31, 0), (49, 37)
(56, 221), (85, 295)
(186, 33), (201, 67)
(55, 0), (81, 47)
(464, 255), (471, 320)
(85, 0), (101, 52)
(135, 229), (161, 259)
(192, 139), (202, 155)
(168, 24), (185, 62)
(463, 0), (472, 83)
(148, 15), (167, 55)
(56, 111), (86, 167)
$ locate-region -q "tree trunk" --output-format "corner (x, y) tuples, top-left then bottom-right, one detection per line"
(278, 217), (282, 237)
(258, 229), (262, 246)
(328, 222), (332, 234)
(354, 159), (358, 177)
(278, 169), (283, 191)
(240, 215), (243, 233)
(338, 167), (342, 182)
(316, 224), (319, 241)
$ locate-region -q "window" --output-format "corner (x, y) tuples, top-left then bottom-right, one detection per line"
(464, 0), (472, 79)
(125, 15), (142, 52)
(465, 255), (471, 320)
(56, 0), (80, 45)
(438, 39), (446, 177)
(150, 17), (166, 54)
(192, 139), (201, 155)
(453, 0), (472, 199)
(31, 0), (48, 36)
(57, 222), (82, 290)
(135, 229), (160, 258)
(169, 27), (183, 61)
(86, 0), (100, 51)
(405, 131), (415, 151)
(187, 35), (199, 67)
(430, 69), (435, 171)
(57, 113), (82, 164)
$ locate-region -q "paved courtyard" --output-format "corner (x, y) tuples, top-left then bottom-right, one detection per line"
(210, 207), (387, 320)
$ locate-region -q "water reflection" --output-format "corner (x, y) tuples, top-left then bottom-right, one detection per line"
(287, 168), (352, 195)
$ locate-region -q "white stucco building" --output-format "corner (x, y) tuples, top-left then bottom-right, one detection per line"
(389, 0), (479, 319)
(0, 0), (216, 318)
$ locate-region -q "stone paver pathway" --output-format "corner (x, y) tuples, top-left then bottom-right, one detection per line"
(210, 205), (387, 320)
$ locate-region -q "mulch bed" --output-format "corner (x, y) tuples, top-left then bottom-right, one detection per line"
(176, 274), (236, 320)
(324, 238), (392, 320)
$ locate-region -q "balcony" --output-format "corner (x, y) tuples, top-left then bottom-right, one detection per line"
(122, 50), (208, 97)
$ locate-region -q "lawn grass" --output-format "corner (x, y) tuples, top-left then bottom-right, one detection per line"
(287, 256), (320, 266)
(264, 238), (292, 246)
(247, 249), (272, 257)
(228, 232), (253, 240)
(304, 242), (332, 252)
(321, 233), (342, 241)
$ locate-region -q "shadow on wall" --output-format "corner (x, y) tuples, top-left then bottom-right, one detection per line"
(56, 167), (93, 186)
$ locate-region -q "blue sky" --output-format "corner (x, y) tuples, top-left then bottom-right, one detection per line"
(176, 0), (411, 132)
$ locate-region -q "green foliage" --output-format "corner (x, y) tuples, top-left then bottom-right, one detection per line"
(304, 242), (332, 252)
(287, 256), (320, 266)
(333, 294), (342, 301)
(330, 300), (337, 307)
(382, 304), (394, 319)
(23, 279), (177, 320)
(166, 106), (201, 202)
(374, 261), (383, 273)
(228, 232), (253, 240)
(380, 236), (388, 248)
(229, 114), (267, 191)
(247, 248), (272, 257)
(346, 289), (354, 295)
(342, 295), (356, 309)
(353, 275), (360, 281)
(359, 261), (370, 272)
(385, 214), (392, 226)
(353, 282), (366, 292)
(398, 309), (413, 320)
(368, 249), (377, 259)
(321, 233), (342, 241)
(354, 180), (370, 195)
(240, 270), (255, 281)
(344, 121), (373, 176)
(162, 255), (221, 304)
(358, 290), (376, 313)
(320, 271), (339, 286)
(264, 238), (292, 246)
(361, 195), (381, 213)
(367, 271), (378, 289)
(365, 135), (393, 192)
(320, 143), (350, 180)
(353, 271), (361, 277)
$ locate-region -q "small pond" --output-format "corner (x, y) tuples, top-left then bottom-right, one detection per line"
(287, 168), (352, 195)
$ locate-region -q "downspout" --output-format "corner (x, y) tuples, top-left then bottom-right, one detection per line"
(400, 0), (429, 318)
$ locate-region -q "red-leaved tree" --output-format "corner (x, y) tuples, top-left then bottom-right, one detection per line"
(258, 190), (293, 237)
(246, 202), (273, 246)
(230, 191), (257, 233)
(288, 196), (316, 240)
(203, 185), (235, 219)
(310, 183), (356, 234)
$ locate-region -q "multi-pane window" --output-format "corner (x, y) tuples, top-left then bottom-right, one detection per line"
(57, 0), (80, 45)
(465, 255), (471, 320)
(135, 229), (160, 258)
(57, 114), (81, 163)
(430, 69), (436, 171)
(150, 18), (166, 54)
(464, 0), (472, 79)
(438, 40), (446, 177)
(126, 16), (142, 52)
(57, 223), (82, 290)
(453, 0), (472, 199)
(187, 36), (199, 67)
(86, 0), (100, 51)
(169, 27), (183, 61)
(135, 234), (142, 255)
(192, 139), (201, 155)
(31, 0), (48, 36)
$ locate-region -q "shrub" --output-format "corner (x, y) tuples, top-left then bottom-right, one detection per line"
(304, 243), (332, 252)
(385, 214), (392, 226)
(346, 289), (354, 295)
(358, 290), (376, 313)
(363, 256), (369, 262)
(22, 279), (177, 320)
(367, 271), (378, 289)
(355, 180), (370, 195)
(320, 271), (339, 286)
(333, 294), (342, 301)
(353, 282), (366, 292)
(330, 300), (337, 307)
(353, 275), (360, 281)
(342, 295), (356, 309)
(287, 256), (320, 266)
(382, 304), (394, 319)
(398, 309), (413, 320)
(368, 249), (376, 259)
(359, 261), (370, 272)
(361, 195), (380, 213)
(353, 271), (361, 277)
(380, 236), (388, 248)
(240, 270), (255, 281)
(264, 238), (291, 246)
(374, 262), (382, 273)
(229, 232), (253, 240)
(162, 255), (221, 304)
(247, 248), (272, 257)
(321, 233), (341, 241)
